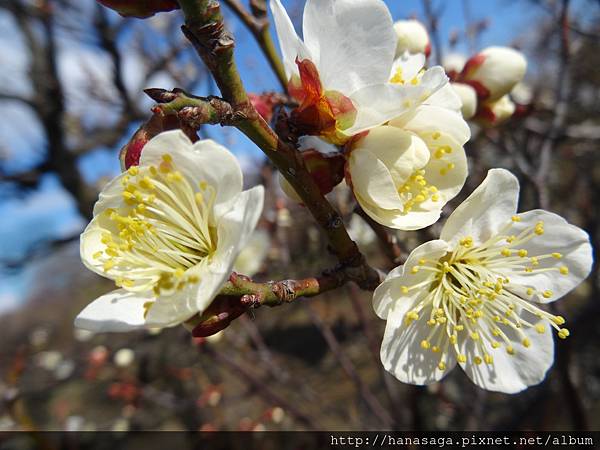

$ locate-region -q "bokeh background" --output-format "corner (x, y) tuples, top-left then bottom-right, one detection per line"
(0, 0), (599, 433)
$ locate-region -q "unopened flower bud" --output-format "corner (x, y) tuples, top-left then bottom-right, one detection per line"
(119, 114), (198, 170)
(393, 20), (431, 57)
(443, 53), (467, 80)
(187, 295), (248, 338)
(249, 93), (282, 123)
(476, 95), (516, 127)
(97, 0), (179, 18)
(279, 137), (345, 202)
(451, 82), (478, 120)
(459, 46), (527, 101)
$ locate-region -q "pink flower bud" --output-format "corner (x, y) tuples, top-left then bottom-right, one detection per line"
(97, 0), (179, 18)
(119, 114), (198, 170)
(393, 20), (431, 58)
(459, 47), (527, 102)
(476, 95), (516, 127)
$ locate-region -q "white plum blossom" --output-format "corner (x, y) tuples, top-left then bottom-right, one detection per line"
(269, 0), (448, 144)
(347, 98), (469, 230)
(373, 169), (592, 393)
(393, 19), (431, 57)
(76, 130), (264, 332)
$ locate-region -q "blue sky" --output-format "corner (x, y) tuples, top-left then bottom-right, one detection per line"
(0, 0), (563, 312)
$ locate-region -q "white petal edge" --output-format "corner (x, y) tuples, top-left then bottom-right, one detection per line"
(75, 289), (149, 332)
(507, 210), (593, 302)
(381, 305), (457, 385)
(373, 240), (449, 319)
(458, 312), (554, 393)
(440, 168), (519, 246)
(140, 130), (243, 207)
(303, 0), (395, 93)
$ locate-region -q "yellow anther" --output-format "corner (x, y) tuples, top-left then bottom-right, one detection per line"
(470, 332), (480, 341)
(414, 194), (426, 203)
(542, 290), (553, 299)
(446, 163), (455, 170)
(92, 251), (103, 259)
(525, 267), (533, 273)
(162, 154), (173, 163)
(439, 168), (448, 176)
(127, 166), (139, 176)
(530, 257), (539, 266)
(420, 340), (431, 350)
(518, 249), (528, 257)
(457, 354), (467, 363)
(143, 301), (154, 319)
(522, 338), (531, 348)
(474, 356), (483, 365)
(450, 334), (457, 345)
(400, 286), (409, 294)
(411, 266), (420, 274)
(552, 315), (566, 325)
(418, 259), (426, 265)
(426, 319), (436, 326)
(410, 77), (419, 85)
(454, 325), (464, 332)
(506, 346), (515, 355)
(435, 149), (445, 159)
(149, 166), (158, 176)
(559, 266), (569, 275)
(431, 346), (440, 353)
(491, 341), (500, 349)
(552, 253), (563, 259)
(431, 194), (440, 202)
(511, 215), (521, 222)
(535, 324), (546, 334)
(139, 177), (155, 190)
(460, 237), (473, 248)
(484, 354), (493, 364)
(432, 132), (441, 140)
(406, 311), (419, 321)
(534, 223), (544, 235)
(174, 268), (185, 278)
(437, 361), (446, 371)
(188, 275), (199, 283)
(501, 248), (511, 257)
(103, 260), (115, 272)
(558, 328), (570, 339)
(506, 235), (516, 243)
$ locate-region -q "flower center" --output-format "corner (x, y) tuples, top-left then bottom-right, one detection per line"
(92, 154), (217, 297)
(395, 131), (456, 215)
(400, 217), (570, 371)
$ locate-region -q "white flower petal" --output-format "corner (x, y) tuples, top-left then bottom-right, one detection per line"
(140, 131), (243, 207)
(303, 0), (395, 93)
(441, 168), (519, 246)
(458, 312), (554, 393)
(373, 240), (449, 319)
(74, 289), (150, 332)
(346, 66), (448, 135)
(507, 210), (593, 302)
(381, 306), (457, 385)
(269, 0), (311, 79)
(298, 135), (340, 156)
(424, 83), (464, 113)
(391, 52), (426, 82)
(391, 104), (471, 147)
(234, 229), (270, 277)
(213, 186), (265, 274)
(348, 148), (401, 211)
(356, 202), (442, 231)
